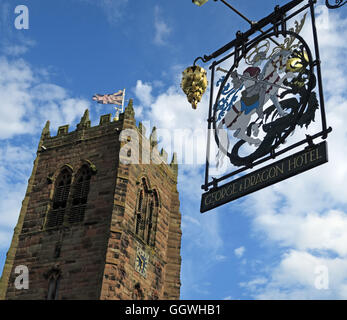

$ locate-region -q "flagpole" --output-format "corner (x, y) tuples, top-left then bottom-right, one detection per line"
(122, 88), (126, 113)
(93, 89), (125, 121)
(113, 89), (126, 121)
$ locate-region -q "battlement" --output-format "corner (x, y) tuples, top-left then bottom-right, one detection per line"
(38, 99), (178, 176)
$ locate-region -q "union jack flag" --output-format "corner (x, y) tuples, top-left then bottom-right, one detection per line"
(92, 89), (124, 105)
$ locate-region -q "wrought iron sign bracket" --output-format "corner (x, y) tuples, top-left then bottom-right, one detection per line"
(246, 163), (254, 170)
(211, 177), (219, 190)
(270, 148), (277, 160)
(213, 0), (256, 27)
(197, 0), (308, 65)
(305, 134), (315, 149)
(272, 5), (288, 37)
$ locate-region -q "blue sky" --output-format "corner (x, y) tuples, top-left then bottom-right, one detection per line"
(1, 0), (347, 300)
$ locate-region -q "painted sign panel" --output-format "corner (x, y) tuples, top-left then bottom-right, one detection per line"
(201, 141), (328, 213)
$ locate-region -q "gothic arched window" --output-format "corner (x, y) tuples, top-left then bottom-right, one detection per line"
(135, 178), (159, 247)
(68, 165), (91, 224)
(46, 168), (72, 228)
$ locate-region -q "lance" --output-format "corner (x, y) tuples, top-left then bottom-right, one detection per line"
(216, 67), (291, 91)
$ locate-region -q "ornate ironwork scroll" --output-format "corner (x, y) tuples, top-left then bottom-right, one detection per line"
(326, 0), (346, 9)
(198, 0), (332, 212)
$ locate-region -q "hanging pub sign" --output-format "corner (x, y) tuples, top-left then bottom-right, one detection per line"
(182, 0), (337, 213)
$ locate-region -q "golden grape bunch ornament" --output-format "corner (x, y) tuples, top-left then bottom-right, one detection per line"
(181, 65), (208, 109)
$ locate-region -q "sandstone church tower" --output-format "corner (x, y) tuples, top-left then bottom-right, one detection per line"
(0, 100), (182, 300)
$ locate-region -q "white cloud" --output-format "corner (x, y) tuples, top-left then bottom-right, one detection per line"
(100, 0), (128, 24)
(242, 250), (347, 300)
(0, 56), (91, 139)
(134, 80), (153, 106)
(239, 5), (347, 299)
(153, 6), (171, 46)
(234, 246), (245, 258)
(0, 144), (34, 249)
(240, 277), (268, 294)
(182, 215), (201, 227)
(3, 38), (36, 57)
(253, 209), (347, 256)
(4, 44), (30, 56)
(215, 254), (227, 261)
(76, 0), (128, 24)
(0, 55), (92, 255)
(0, 3), (36, 57)
(31, 83), (67, 101)
(0, 57), (36, 138)
(133, 75), (210, 166)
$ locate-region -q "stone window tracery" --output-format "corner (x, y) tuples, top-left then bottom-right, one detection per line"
(45, 162), (94, 229)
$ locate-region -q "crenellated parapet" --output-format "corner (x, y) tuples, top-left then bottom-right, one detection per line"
(39, 99), (178, 178)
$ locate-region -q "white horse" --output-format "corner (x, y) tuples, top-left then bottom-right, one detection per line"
(260, 48), (295, 117)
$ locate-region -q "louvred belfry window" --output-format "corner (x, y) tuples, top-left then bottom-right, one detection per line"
(46, 168), (72, 228)
(68, 165), (91, 224)
(135, 178), (159, 247)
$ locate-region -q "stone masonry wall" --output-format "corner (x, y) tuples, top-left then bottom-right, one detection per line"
(99, 104), (182, 300)
(4, 113), (121, 299)
(2, 101), (182, 300)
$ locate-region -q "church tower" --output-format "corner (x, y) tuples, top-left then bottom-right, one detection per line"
(0, 100), (182, 300)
